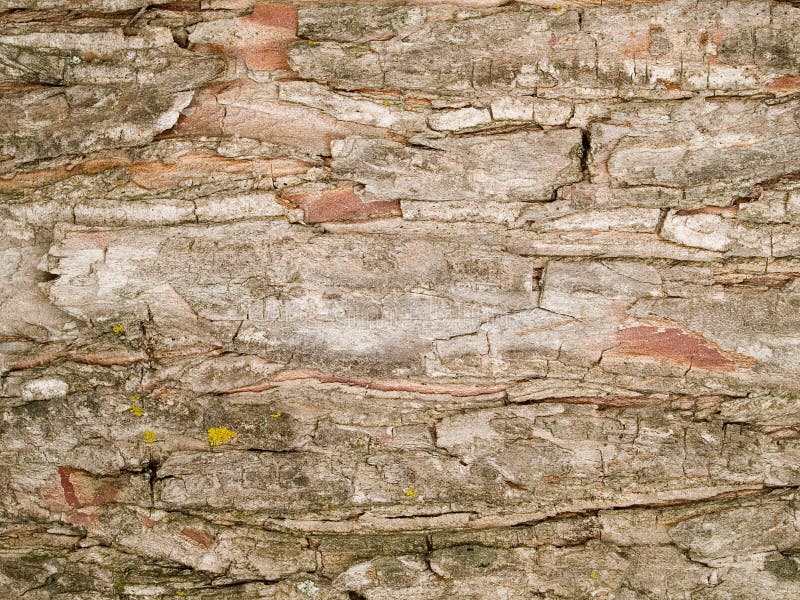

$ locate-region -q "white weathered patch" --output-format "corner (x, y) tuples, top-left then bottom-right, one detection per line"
(296, 580), (320, 596)
(280, 81), (424, 130)
(21, 378), (68, 401)
(427, 107), (492, 131)
(660, 213), (733, 252)
(490, 96), (534, 121)
(400, 200), (526, 226)
(533, 98), (573, 126)
(154, 91), (194, 133)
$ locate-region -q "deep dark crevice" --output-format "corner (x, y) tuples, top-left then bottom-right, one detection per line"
(38, 270), (59, 282)
(381, 510), (479, 520)
(145, 457), (161, 507)
(579, 128), (591, 181)
(348, 592), (368, 600)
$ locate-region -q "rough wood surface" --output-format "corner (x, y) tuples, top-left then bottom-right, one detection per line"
(1, 1), (800, 598)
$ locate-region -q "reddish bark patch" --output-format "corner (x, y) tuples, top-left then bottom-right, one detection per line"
(9, 345), (68, 371)
(241, 38), (294, 71)
(181, 527), (215, 549)
(621, 30), (650, 58)
(58, 467), (81, 509)
(128, 153), (312, 189)
(167, 83), (228, 138)
(60, 231), (119, 251)
(766, 75), (800, 91)
(246, 3), (298, 32)
(224, 3), (298, 72)
(281, 186), (401, 223)
(89, 482), (123, 506)
(67, 509), (100, 529)
(706, 28), (729, 47)
(658, 79), (683, 91)
(138, 514), (156, 528)
(56, 467), (122, 509)
(614, 322), (756, 371)
(702, 28), (730, 66)
(0, 157), (130, 193)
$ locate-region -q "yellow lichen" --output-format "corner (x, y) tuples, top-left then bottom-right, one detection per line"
(404, 486), (418, 499)
(129, 402), (144, 417)
(142, 430), (157, 444)
(590, 569), (599, 580)
(112, 324), (125, 335)
(207, 427), (237, 446)
(269, 411), (282, 419)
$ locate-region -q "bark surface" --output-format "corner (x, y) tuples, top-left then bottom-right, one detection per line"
(1, 0), (800, 598)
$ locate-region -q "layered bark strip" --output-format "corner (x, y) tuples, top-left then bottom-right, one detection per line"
(2, 0), (800, 598)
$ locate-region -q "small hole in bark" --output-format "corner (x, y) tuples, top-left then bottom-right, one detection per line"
(579, 129), (591, 180)
(172, 28), (189, 48)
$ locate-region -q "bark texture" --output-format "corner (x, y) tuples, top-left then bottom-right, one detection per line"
(1, 0), (800, 598)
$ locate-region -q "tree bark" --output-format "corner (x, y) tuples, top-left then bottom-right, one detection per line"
(1, 0), (800, 598)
